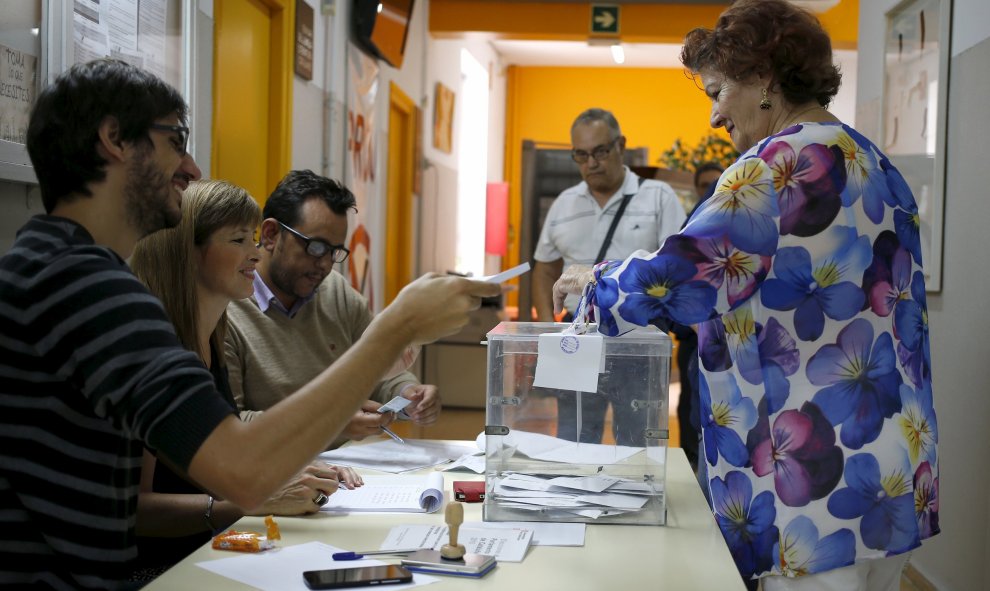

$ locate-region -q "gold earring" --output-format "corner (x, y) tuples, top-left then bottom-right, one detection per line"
(760, 88), (772, 110)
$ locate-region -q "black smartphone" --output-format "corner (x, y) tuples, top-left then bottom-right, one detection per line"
(302, 565), (413, 589)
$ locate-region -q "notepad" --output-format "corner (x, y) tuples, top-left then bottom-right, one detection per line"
(321, 473), (445, 513)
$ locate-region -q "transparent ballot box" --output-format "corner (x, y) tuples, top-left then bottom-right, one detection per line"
(483, 322), (671, 526)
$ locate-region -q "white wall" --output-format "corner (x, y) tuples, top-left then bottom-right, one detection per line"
(0, 181), (43, 252)
(290, 0), (329, 175)
(419, 33), (507, 277)
(293, 0), (508, 308)
(830, 49), (857, 126)
(365, 0), (430, 310)
(858, 3), (990, 590)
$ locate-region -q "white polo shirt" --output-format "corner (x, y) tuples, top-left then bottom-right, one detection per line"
(534, 167), (686, 311)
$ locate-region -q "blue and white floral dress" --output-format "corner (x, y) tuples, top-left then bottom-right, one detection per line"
(591, 122), (939, 581)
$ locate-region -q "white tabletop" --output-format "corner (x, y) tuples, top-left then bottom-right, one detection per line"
(145, 445), (744, 590)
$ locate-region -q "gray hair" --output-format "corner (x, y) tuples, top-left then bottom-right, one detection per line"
(571, 108), (622, 139)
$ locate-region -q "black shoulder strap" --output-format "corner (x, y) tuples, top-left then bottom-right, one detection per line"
(594, 176), (646, 264)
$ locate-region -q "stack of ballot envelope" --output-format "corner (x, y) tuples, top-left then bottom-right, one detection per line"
(491, 473), (657, 520)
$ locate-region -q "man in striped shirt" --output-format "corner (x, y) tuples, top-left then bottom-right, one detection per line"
(0, 59), (498, 589)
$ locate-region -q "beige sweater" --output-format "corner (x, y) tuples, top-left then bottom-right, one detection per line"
(224, 271), (418, 422)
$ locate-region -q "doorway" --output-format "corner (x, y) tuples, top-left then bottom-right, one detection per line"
(212, 0), (293, 207)
(384, 81), (416, 305)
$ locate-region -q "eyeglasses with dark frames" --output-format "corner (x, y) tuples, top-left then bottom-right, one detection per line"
(277, 221), (350, 263)
(149, 123), (190, 155)
(571, 136), (620, 164)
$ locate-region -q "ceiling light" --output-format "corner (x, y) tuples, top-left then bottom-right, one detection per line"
(610, 44), (625, 65)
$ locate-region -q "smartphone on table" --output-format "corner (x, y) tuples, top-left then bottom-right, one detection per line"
(302, 565), (413, 589)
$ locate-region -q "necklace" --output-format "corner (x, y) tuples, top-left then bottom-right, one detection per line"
(780, 104), (828, 130)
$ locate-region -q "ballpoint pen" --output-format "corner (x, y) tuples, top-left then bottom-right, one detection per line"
(332, 549), (421, 561)
(380, 424), (405, 444)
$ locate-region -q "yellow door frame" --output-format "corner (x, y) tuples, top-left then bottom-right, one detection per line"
(385, 82), (417, 306)
(211, 0), (294, 207)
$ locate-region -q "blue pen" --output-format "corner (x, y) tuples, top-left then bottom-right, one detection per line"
(380, 425), (405, 444)
(332, 549), (421, 561)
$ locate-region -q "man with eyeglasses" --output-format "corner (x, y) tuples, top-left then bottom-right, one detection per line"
(0, 60), (498, 588)
(225, 170), (442, 445)
(532, 108), (686, 445)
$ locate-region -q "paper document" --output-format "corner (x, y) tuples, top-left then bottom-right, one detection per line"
(489, 472), (658, 519)
(532, 333), (604, 392)
(462, 521), (586, 547)
(377, 395), (413, 416)
(320, 439), (478, 473)
(479, 262), (530, 284)
(475, 429), (642, 464)
(382, 524), (533, 562)
(439, 452), (486, 473)
(196, 541), (437, 591)
(321, 473), (445, 513)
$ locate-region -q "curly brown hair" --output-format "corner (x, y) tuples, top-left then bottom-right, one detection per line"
(680, 0), (841, 107)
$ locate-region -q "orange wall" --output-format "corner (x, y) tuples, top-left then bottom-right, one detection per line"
(508, 66), (717, 163)
(502, 65), (720, 305)
(487, 0), (860, 306)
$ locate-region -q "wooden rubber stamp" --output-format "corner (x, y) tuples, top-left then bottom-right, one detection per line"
(440, 501), (466, 560)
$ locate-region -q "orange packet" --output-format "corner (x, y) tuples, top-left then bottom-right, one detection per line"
(211, 530), (275, 553)
(265, 515), (281, 540)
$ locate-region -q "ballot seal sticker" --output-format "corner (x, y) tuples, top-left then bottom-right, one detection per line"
(560, 336), (579, 354)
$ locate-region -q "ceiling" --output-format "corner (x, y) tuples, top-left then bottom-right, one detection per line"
(491, 39), (686, 68)
(473, 1), (843, 68)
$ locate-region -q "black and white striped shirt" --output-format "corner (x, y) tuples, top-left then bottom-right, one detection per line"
(0, 216), (234, 589)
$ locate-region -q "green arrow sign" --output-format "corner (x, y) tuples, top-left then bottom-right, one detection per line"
(591, 5), (620, 35)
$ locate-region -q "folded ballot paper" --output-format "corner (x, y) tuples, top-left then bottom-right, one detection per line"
(320, 472), (444, 513)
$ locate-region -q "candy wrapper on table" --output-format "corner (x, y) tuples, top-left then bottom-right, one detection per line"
(211, 515), (281, 552)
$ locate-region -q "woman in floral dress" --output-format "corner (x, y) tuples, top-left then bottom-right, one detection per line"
(554, 1), (938, 589)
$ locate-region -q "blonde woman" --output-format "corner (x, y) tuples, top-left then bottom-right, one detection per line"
(130, 180), (359, 575)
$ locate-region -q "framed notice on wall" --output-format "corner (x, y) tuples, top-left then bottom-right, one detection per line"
(0, 0), (191, 185)
(0, 0), (42, 184)
(432, 82), (454, 154)
(0, 45), (37, 146)
(71, 0), (185, 92)
(881, 0), (952, 292)
(295, 0), (314, 81)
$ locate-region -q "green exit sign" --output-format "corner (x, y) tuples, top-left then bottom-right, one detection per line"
(590, 5), (620, 35)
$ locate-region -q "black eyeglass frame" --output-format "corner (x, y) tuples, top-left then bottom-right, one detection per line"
(148, 123), (190, 155)
(277, 221), (350, 263)
(571, 136), (620, 164)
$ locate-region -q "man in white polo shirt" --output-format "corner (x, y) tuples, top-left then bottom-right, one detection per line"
(531, 108), (685, 445)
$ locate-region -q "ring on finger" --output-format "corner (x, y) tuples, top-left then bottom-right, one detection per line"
(313, 492), (329, 506)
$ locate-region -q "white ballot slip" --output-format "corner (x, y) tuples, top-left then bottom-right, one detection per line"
(320, 439), (477, 473)
(321, 473), (445, 513)
(479, 262), (530, 283)
(377, 395), (413, 415)
(532, 333), (604, 392)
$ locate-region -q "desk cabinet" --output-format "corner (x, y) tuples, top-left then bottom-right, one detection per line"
(421, 341), (487, 408)
(419, 305), (502, 409)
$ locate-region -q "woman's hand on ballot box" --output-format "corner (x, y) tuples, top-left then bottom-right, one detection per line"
(553, 265), (594, 316)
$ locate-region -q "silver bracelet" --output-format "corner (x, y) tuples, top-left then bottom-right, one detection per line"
(204, 495), (217, 531)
